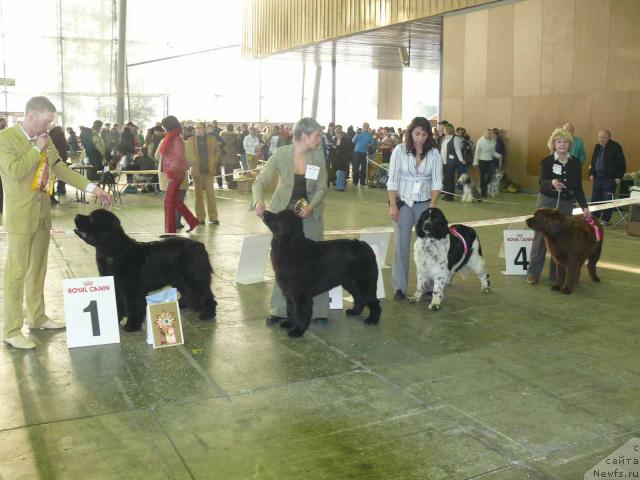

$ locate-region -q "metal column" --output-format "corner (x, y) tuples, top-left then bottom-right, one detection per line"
(116, 0), (127, 125)
(310, 64), (321, 120)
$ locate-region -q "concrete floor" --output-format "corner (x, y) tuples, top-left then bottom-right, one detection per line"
(0, 185), (638, 479)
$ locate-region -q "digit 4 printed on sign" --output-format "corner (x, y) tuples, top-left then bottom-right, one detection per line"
(63, 276), (120, 348)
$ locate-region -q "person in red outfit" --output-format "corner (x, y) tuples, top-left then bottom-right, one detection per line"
(158, 116), (199, 234)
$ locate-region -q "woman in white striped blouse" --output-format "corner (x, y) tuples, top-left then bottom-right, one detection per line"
(387, 117), (443, 300)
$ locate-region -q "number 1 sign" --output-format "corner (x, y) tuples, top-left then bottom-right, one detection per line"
(503, 230), (534, 275)
(62, 276), (120, 348)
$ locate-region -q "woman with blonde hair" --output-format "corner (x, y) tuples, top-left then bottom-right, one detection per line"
(527, 128), (591, 285)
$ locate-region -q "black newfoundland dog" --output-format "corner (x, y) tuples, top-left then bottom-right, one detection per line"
(262, 209), (381, 337)
(74, 209), (216, 331)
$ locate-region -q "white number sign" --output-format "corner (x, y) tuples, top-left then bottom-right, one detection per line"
(63, 276), (120, 348)
(503, 230), (534, 275)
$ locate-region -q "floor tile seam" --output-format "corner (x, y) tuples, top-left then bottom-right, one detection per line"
(442, 363), (634, 431)
(464, 425), (640, 479)
(423, 388), (533, 453)
(176, 346), (231, 402)
(0, 406), (147, 434)
(148, 406), (197, 480)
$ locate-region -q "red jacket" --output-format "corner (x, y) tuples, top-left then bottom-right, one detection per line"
(161, 134), (188, 180)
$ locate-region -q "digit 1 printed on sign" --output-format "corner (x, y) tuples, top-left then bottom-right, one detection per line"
(82, 300), (101, 336)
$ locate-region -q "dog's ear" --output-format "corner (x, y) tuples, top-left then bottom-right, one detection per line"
(431, 209), (449, 239)
(415, 211), (427, 238)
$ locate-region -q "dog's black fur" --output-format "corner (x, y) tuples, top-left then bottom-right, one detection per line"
(262, 209), (381, 337)
(74, 209), (216, 331)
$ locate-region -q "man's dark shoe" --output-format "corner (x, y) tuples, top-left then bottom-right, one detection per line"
(393, 289), (406, 300)
(266, 315), (286, 326)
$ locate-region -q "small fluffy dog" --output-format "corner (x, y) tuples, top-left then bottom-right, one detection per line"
(457, 172), (480, 203)
(526, 208), (603, 294)
(262, 209), (381, 337)
(488, 169), (504, 197)
(410, 208), (491, 310)
(74, 209), (217, 331)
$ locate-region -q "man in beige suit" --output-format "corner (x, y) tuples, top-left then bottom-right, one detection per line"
(185, 122), (220, 224)
(0, 97), (112, 349)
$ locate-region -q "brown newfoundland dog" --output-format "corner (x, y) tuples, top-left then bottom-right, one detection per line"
(526, 208), (604, 294)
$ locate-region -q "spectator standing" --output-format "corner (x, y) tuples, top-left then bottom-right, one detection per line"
(440, 123), (457, 201)
(474, 128), (503, 197)
(563, 122), (586, 165)
(185, 122), (220, 225)
(238, 123), (249, 170)
(351, 122), (374, 187)
(492, 128), (506, 168)
(156, 115), (199, 234)
(243, 127), (261, 170)
(588, 129), (626, 225)
(220, 123), (239, 185)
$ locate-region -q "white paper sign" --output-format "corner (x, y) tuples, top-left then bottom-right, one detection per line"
(329, 285), (343, 310)
(503, 230), (534, 275)
(236, 234), (273, 284)
(305, 165), (320, 180)
(63, 276), (120, 348)
(360, 232), (391, 269)
(552, 164), (562, 175)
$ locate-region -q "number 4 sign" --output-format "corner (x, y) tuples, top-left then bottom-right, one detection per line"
(62, 276), (121, 348)
(503, 230), (534, 275)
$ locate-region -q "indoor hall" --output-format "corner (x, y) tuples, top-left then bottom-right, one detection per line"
(0, 186), (638, 479)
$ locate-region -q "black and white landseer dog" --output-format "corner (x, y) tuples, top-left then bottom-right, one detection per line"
(410, 207), (491, 310)
(262, 209), (381, 337)
(74, 209), (217, 331)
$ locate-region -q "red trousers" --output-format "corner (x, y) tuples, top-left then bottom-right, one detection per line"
(164, 176), (198, 233)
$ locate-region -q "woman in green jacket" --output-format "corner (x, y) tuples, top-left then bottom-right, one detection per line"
(252, 117), (329, 325)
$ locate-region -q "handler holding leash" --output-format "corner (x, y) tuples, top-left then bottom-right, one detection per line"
(387, 116), (442, 301)
(527, 128), (591, 286)
(0, 97), (112, 349)
(252, 117), (330, 325)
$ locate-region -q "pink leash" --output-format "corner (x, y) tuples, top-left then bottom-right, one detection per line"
(449, 226), (468, 255)
(584, 217), (602, 242)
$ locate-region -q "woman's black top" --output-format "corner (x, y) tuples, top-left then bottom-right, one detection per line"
(291, 174), (308, 202)
(539, 154), (587, 208)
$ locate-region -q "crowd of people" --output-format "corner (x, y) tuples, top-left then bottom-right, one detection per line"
(0, 94), (630, 349)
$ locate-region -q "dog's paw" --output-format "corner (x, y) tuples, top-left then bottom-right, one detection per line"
(408, 294), (422, 303)
(345, 308), (358, 316)
(592, 276), (601, 283)
(481, 286), (491, 293)
(561, 287), (573, 295)
(280, 320), (293, 329)
(123, 321), (142, 332)
(551, 285), (562, 291)
(428, 302), (441, 312)
(287, 328), (306, 338)
(364, 317), (379, 326)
